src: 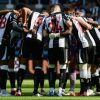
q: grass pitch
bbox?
[0,80,100,100]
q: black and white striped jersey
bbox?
[0,12,19,46]
[72,17,96,48]
[81,17,96,47]
[0,12,11,45]
[27,11,45,41]
[45,12,69,48]
[89,27,100,47]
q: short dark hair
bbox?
[86,9,92,14]
[63,4,74,11]
[15,3,26,10]
[50,4,62,13]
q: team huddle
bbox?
[0,3,100,97]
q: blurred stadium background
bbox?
[0,0,100,23]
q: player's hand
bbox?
[49,33,55,39]
[30,29,36,34]
[97,25,100,29]
[23,23,27,28]
[49,33,60,39]
[12,10,20,16]
[23,28,29,33]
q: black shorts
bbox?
[42,49,48,60]
[22,38,43,60]
[0,45,9,60]
[94,46,100,66]
[10,37,22,58]
[15,38,23,57]
[9,46,15,59]
[48,48,67,64]
[78,46,96,64]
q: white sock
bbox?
[58,87,62,93]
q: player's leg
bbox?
[78,48,88,96]
[66,55,77,96]
[0,46,11,96]
[48,48,56,96]
[91,47,100,95]
[87,46,96,96]
[62,66,69,95]
[40,48,48,95]
[8,46,17,95]
[8,58,16,95]
[58,48,68,96]
[15,38,28,96]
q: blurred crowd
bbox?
[17,0,100,24]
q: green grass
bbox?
[0,96,100,100]
[0,80,100,100]
[6,79,80,88]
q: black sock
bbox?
[84,79,88,92]
[48,68,56,88]
[90,75,96,89]
[54,72,57,89]
[59,69,66,88]
[8,71,16,89]
[80,78,87,93]
[62,73,69,89]
[0,70,8,90]
[40,71,44,90]
[17,68,26,91]
[33,70,40,94]
[96,76,100,92]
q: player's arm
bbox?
[10,14,29,33]
[97,25,100,29]
[21,7,32,26]
[0,9,11,14]
[87,18,99,27]
[61,19,72,36]
[11,21,27,32]
[21,8,28,26]
[72,16,92,30]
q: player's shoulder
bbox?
[8,12,17,22]
[10,12,17,19]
